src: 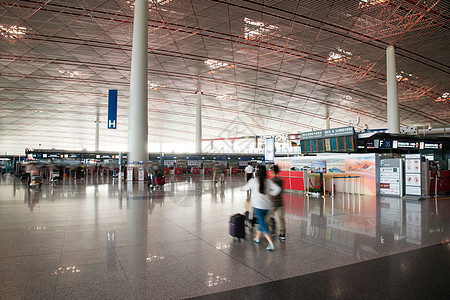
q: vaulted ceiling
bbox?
[0,0,449,154]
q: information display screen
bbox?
[300,128,355,154]
[311,140,317,152]
[345,136,354,151]
[338,137,345,151]
[305,140,311,152]
[331,138,338,151]
[317,139,324,152]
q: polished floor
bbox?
[0,174,449,299]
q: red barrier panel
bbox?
[231,167,238,175]
[164,167,170,175]
[268,170,304,191]
[204,167,211,175]
[192,167,200,175]
[430,170,450,194]
[174,167,182,175]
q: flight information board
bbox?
[300,127,356,154]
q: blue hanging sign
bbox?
[108,89,117,129]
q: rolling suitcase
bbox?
[230,213,245,239]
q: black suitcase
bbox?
[230,213,245,239]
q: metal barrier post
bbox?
[331,177,334,197]
[435,175,438,200]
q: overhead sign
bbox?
[375,140,443,150]
[301,126,354,140]
[420,142,442,150]
[108,89,117,129]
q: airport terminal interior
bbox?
[1,0,450,299]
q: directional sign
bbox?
[108,89,117,129]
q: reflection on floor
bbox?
[0,174,448,299]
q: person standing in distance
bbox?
[244,162,254,182]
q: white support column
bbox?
[195,82,202,154]
[128,0,149,167]
[386,45,400,133]
[95,108,99,151]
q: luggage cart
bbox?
[148,174,165,190]
[30,176,43,189]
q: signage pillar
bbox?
[95,108,100,151]
[386,45,400,133]
[195,82,202,154]
[127,0,149,178]
[118,152,123,180]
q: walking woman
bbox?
[241,165,281,251]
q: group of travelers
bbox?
[241,162,286,251]
[212,162,225,184]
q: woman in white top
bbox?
[241,165,281,251]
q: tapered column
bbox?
[128,0,149,165]
[386,45,400,133]
[195,83,202,154]
[325,106,330,129]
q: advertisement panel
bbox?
[265,137,274,161]
[275,153,377,195]
[379,159,403,196]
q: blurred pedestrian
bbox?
[241,165,281,251]
[266,165,286,240]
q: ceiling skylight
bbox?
[58,70,86,78]
[244,17,278,40]
[0,25,27,39]
[396,71,416,82]
[358,0,388,8]
[148,81,165,90]
[216,95,237,101]
[436,92,449,103]
[126,0,170,10]
[204,59,229,70]
[328,47,353,62]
